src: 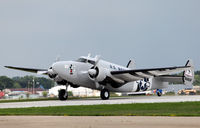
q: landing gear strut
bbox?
[100,89,110,100]
[156,89,162,97]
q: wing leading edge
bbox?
[5,66,48,74]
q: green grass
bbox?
[0,102,200,116]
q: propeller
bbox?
[88,55,101,77]
[94,55,101,68]
[38,56,61,76]
[88,55,102,89]
[55,55,61,62]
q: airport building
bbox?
[49,86,100,97]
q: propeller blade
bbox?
[87,53,91,58]
[55,55,61,62]
[37,71,48,75]
[95,81,100,89]
[94,55,101,68]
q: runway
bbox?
[1,116,200,128]
[1,95,200,109]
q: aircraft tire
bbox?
[100,89,110,100]
[157,92,162,97]
[59,89,68,101]
[156,89,162,97]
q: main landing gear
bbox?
[156,89,162,97]
[100,89,110,100]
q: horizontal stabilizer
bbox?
[126,59,135,69]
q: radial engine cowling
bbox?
[88,67,108,82]
[48,68,57,79]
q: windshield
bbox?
[77,58,87,63]
[76,57,95,65]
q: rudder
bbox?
[183,60,194,85]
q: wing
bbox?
[99,60,194,88]
[111,66,190,82]
[110,61,192,82]
[5,66,48,74]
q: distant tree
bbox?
[195,71,200,76]
[13,82,21,88]
[35,77,54,89]
[42,91,48,97]
[12,76,54,89]
[194,74,200,86]
[0,76,14,89]
[26,92,30,99]
[12,76,33,88]
[68,91,73,97]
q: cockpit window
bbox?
[77,58,87,63]
[76,57,95,65]
[88,60,95,65]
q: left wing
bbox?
[5,66,48,74]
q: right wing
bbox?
[108,60,194,88]
[111,66,190,82]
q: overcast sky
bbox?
[0,0,199,77]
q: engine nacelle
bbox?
[48,68,57,79]
[48,74,57,79]
[88,67,108,82]
[95,67,108,82]
[54,75,68,85]
[56,80,68,85]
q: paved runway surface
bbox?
[0,116,200,128]
[1,95,200,108]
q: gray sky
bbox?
[0,0,199,77]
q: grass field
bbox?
[0,102,200,116]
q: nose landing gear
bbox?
[58,89,68,101]
[58,85,69,101]
[100,89,110,100]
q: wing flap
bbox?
[156,75,183,83]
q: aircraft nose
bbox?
[52,62,61,74]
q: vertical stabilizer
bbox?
[183,60,194,85]
[126,59,135,69]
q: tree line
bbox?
[0,76,54,90]
[194,71,200,86]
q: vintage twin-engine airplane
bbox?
[5,54,194,101]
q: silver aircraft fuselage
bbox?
[52,59,140,92]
